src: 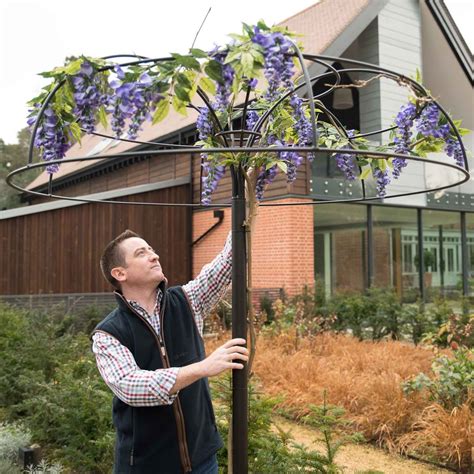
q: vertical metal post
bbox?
[417,208,425,302]
[231,165,248,474]
[438,225,444,292]
[460,212,469,298]
[367,204,374,288]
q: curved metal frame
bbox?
[8,50,470,207]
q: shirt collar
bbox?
[128,287,163,319]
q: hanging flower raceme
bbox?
[71,61,108,134]
[392,102,417,178]
[27,106,71,174]
[210,49,235,112]
[251,27,295,101]
[25,23,467,204]
[107,68,159,139]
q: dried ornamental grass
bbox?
[205,331,471,470]
[398,397,473,472]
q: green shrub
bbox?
[422,313,473,349]
[0,304,114,472]
[0,422,31,461]
[403,348,474,409]
[0,458,22,473]
[25,459,65,474]
[211,375,351,473]
[18,336,114,473]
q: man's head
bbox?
[100,230,165,290]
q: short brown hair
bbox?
[100,229,140,288]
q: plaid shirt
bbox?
[92,232,232,406]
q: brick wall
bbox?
[192,197,315,299]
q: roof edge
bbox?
[2,177,190,220]
[426,0,474,85]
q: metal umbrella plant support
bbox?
[7,37,470,473]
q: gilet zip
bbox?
[116,291,193,473]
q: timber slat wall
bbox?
[191,152,310,204]
[0,186,191,295]
[30,153,191,204]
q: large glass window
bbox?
[373,206,419,302]
[466,213,474,296]
[314,203,367,295]
[422,210,462,301]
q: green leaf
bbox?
[172,96,187,116]
[65,59,83,75]
[175,73,192,90]
[98,106,108,130]
[199,77,216,96]
[189,48,208,58]
[359,167,372,180]
[241,52,254,78]
[228,33,248,42]
[276,161,288,173]
[204,60,223,84]
[174,84,190,102]
[69,122,83,144]
[377,159,388,171]
[224,50,242,64]
[152,99,170,124]
[171,54,201,71]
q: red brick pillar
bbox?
[192,197,315,299]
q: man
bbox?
[92,229,248,473]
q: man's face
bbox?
[114,237,165,288]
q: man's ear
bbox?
[111,267,127,283]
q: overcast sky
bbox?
[0,0,472,144]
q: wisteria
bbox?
[108,69,159,139]
[246,110,259,131]
[416,103,450,139]
[201,163,225,205]
[445,137,464,167]
[197,107,212,140]
[392,102,416,178]
[211,49,235,112]
[26,22,467,204]
[197,105,225,204]
[71,61,108,134]
[255,164,278,201]
[373,166,391,197]
[29,107,71,174]
[251,28,294,101]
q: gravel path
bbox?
[272,416,452,474]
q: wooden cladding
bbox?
[29,153,191,204]
[191,152,310,204]
[0,186,191,295]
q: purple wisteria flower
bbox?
[70,61,108,134]
[30,107,71,174]
[373,166,390,197]
[246,110,259,130]
[108,68,161,139]
[255,164,278,201]
[251,28,294,101]
[445,137,464,167]
[197,107,213,140]
[415,103,450,139]
[392,102,417,178]
[210,49,235,112]
[201,163,225,205]
[333,129,356,180]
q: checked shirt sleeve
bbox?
[92,331,179,407]
[183,231,232,335]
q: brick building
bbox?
[1,0,473,306]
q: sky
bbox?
[0,0,472,145]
